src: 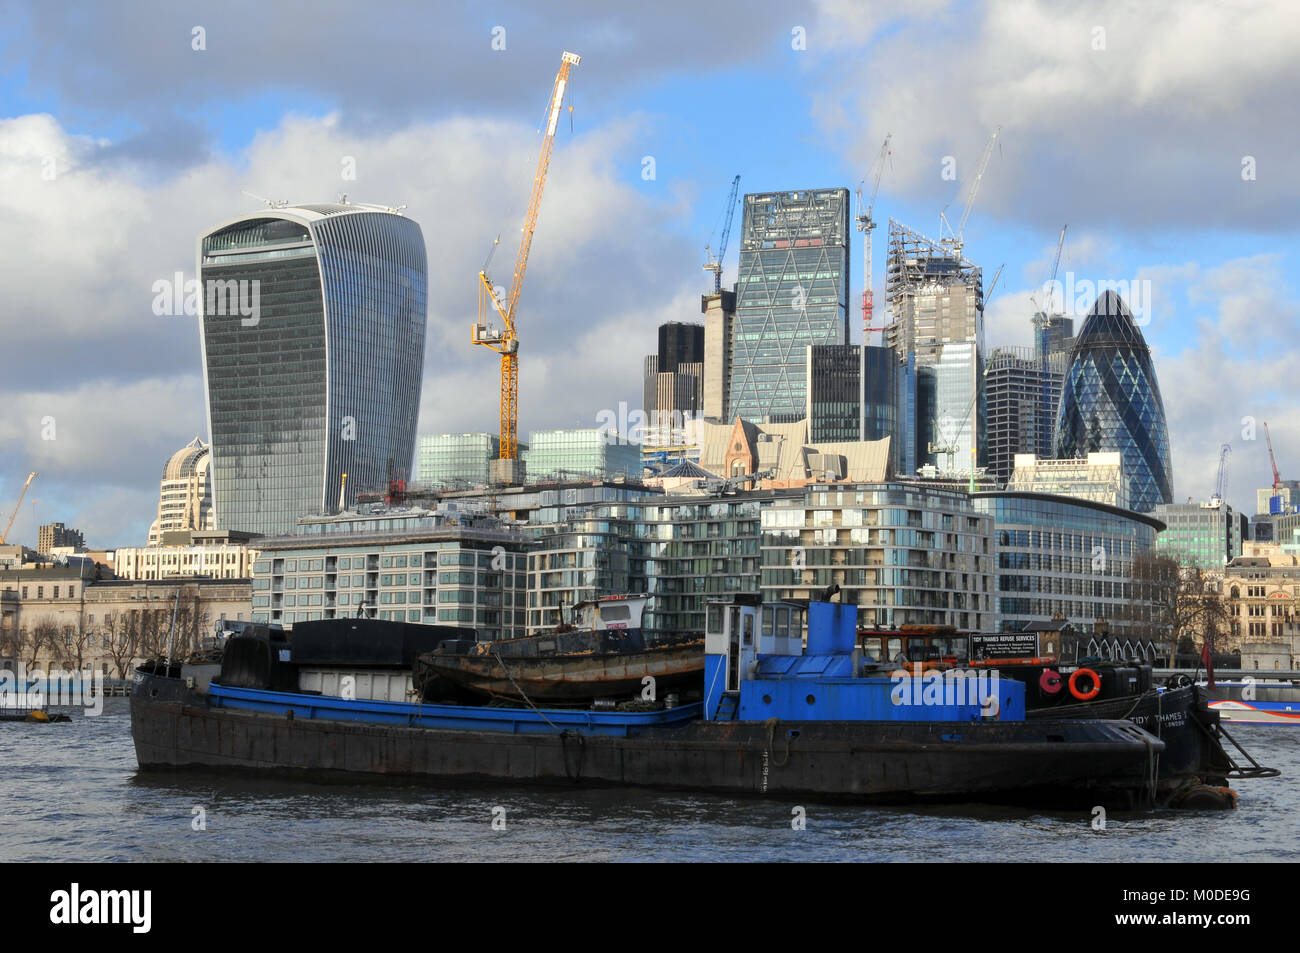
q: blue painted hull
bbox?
[206,682,703,737]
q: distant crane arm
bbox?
[1,471,36,545]
[955,125,1000,244]
[704,174,741,292]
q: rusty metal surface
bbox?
[427,641,704,703]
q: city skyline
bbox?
[1,1,1298,545]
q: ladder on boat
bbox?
[713,691,739,722]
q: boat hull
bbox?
[1027,685,1230,786]
[130,676,1166,809]
[424,642,704,704]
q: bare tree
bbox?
[0,621,21,662]
[25,617,61,670]
[53,624,92,675]
[1121,552,1227,665]
[105,612,141,680]
[136,607,168,660]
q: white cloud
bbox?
[819,0,1300,231]
[0,109,701,544]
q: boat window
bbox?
[887,637,902,661]
[761,605,774,638]
[743,611,754,646]
[707,604,722,635]
[861,637,882,660]
[599,605,631,622]
[776,606,789,637]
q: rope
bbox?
[704,660,725,718]
[765,717,793,768]
[491,648,561,731]
[490,648,588,781]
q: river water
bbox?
[3,699,1297,862]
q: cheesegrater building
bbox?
[198,202,427,537]
[1054,292,1173,514]
[728,189,850,422]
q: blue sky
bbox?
[0,0,1297,546]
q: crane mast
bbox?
[856,133,891,341]
[473,51,580,475]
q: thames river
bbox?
[3,699,1297,863]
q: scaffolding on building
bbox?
[883,218,984,356]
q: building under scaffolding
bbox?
[883,220,985,476]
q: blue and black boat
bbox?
[130,595,1197,809]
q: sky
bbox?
[0,0,1297,547]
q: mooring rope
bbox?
[491,648,562,731]
[765,717,793,768]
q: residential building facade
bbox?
[760,482,994,630]
[250,507,532,640]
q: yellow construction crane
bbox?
[1,471,37,545]
[473,50,580,483]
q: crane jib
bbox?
[547,80,567,136]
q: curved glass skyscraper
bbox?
[1054,291,1172,513]
[198,203,427,536]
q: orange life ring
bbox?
[1068,667,1101,701]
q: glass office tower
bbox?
[198,203,427,536]
[728,189,850,422]
[1054,292,1172,513]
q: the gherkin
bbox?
[1054,291,1173,513]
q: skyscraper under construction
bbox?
[883,220,984,476]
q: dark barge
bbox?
[129,600,1179,809]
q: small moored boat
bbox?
[419,595,703,705]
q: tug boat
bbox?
[853,624,1278,806]
[418,595,703,705]
[129,595,1182,809]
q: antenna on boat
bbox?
[164,588,181,673]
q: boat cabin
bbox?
[703,595,1024,723]
[565,594,649,633]
[856,627,969,669]
[704,595,807,702]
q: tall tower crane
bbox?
[1264,421,1282,490]
[702,174,741,293]
[855,133,892,342]
[1209,443,1231,505]
[1032,225,1067,455]
[1,471,37,545]
[473,51,581,483]
[940,125,1000,255]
